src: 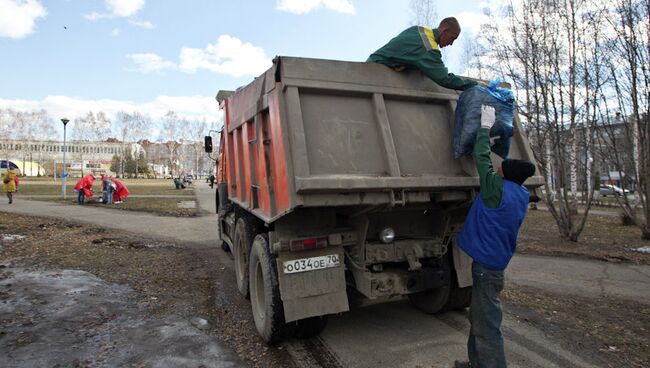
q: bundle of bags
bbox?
[453,80,515,159]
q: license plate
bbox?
[283,254,340,274]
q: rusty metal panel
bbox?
[267,87,293,218]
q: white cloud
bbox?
[129,19,155,29]
[277,0,355,15]
[0,95,223,137]
[126,53,176,73]
[0,0,47,39]
[110,28,120,37]
[83,11,109,21]
[106,0,145,17]
[83,0,146,21]
[178,35,272,77]
[456,11,490,36]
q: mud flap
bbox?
[452,243,473,288]
[276,246,349,323]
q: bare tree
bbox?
[482,0,604,241]
[187,119,207,177]
[409,0,437,28]
[73,111,111,176]
[596,0,650,238]
[160,111,182,177]
[116,111,151,178]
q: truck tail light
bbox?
[290,237,328,252]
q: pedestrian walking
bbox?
[454,106,536,368]
[2,169,19,204]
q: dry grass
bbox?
[18,178,193,196]
[504,285,650,368]
[39,197,198,217]
[519,209,650,264]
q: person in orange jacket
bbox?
[110,178,129,204]
[73,173,95,205]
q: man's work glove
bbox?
[480,105,496,129]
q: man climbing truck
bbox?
[205,56,543,344]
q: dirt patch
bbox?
[519,210,650,265]
[0,212,295,368]
[503,285,650,368]
[32,197,199,217]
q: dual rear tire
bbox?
[249,233,328,343]
[408,255,472,314]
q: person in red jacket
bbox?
[73,174,95,205]
[110,178,129,204]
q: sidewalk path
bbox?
[507,254,650,304]
[2,185,219,247]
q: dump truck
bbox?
[206,56,543,343]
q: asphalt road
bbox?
[3,185,649,368]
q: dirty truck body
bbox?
[214,56,543,342]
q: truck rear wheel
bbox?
[408,261,451,314]
[233,217,259,298]
[443,286,471,311]
[249,233,295,344]
[442,256,472,311]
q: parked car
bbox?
[599,184,630,197]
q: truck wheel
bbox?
[233,217,259,298]
[294,316,328,339]
[249,233,295,344]
[408,261,451,314]
[443,286,471,311]
[216,216,227,251]
[215,189,220,214]
[442,255,471,311]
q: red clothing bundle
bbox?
[73,175,95,198]
[110,178,129,201]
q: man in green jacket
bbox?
[368,17,477,91]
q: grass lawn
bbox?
[17,178,197,217]
[17,178,194,196]
[44,197,198,217]
[519,209,650,264]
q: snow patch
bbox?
[634,246,650,254]
[2,234,26,241]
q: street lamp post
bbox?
[61,118,69,199]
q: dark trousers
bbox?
[77,190,85,205]
[7,192,12,204]
[468,262,506,368]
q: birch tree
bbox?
[482,0,602,241]
[188,119,207,177]
[596,0,650,239]
[116,111,151,178]
[160,111,182,177]
[410,0,437,28]
[73,111,111,176]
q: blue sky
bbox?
[0,0,488,130]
